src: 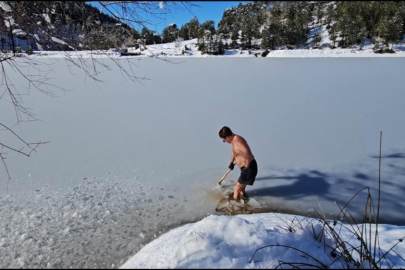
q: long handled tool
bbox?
[218,168,232,185]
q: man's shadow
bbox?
[249,170,330,200]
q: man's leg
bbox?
[240,186,246,198]
[233,182,246,201]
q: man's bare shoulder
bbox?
[234,135,247,144]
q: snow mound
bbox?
[121,215,346,269]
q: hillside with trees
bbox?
[0,1,139,52]
[170,1,405,55]
[1,1,405,54]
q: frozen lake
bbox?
[1,57,405,268]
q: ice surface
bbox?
[0,176,202,268]
[1,57,405,268]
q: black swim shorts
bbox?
[238,159,258,185]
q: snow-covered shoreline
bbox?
[120,213,405,269]
[30,48,405,58]
[25,38,405,59]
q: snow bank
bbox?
[121,214,405,269]
[23,37,405,59]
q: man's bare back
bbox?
[231,135,254,169]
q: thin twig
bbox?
[249,244,327,268]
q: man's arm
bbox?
[230,150,235,164]
[229,150,235,170]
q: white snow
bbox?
[12,29,27,36]
[50,36,67,45]
[0,1,11,12]
[4,16,15,27]
[35,42,43,51]
[20,38,405,58]
[42,13,51,24]
[138,38,405,57]
[121,214,405,268]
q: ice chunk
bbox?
[246,198,262,209]
[216,198,229,211]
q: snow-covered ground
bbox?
[140,38,405,58]
[121,214,405,269]
[1,49,405,268]
[23,37,405,59]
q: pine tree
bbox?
[261,26,269,49]
[217,36,225,55]
[376,2,404,50]
[162,24,178,43]
[282,2,310,49]
[360,2,382,39]
[141,26,154,45]
[336,2,366,48]
[329,24,338,48]
[230,23,239,48]
[179,24,190,40]
[315,1,325,24]
[312,31,322,48]
[201,20,216,35]
[400,2,405,36]
[218,10,237,41]
[241,13,256,49]
[267,3,283,49]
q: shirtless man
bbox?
[219,126,258,202]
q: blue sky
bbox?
[88,1,249,34]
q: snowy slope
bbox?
[121,214,405,269]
